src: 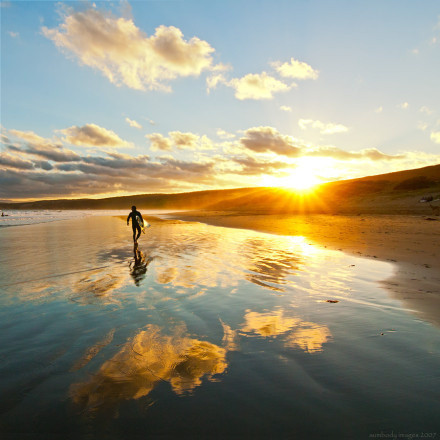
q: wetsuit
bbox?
[127,210,144,241]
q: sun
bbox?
[286,168,321,191]
[260,158,336,192]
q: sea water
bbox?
[0,215,438,439]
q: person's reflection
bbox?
[129,242,152,286]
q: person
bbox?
[127,206,144,243]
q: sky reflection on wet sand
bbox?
[0,215,439,439]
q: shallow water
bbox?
[0,216,439,439]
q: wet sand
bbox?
[170,212,440,326]
[1,214,439,439]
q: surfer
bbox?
[127,206,144,243]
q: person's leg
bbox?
[132,226,137,242]
[136,225,141,241]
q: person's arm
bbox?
[127,213,131,225]
[138,211,144,223]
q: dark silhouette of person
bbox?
[127,205,144,243]
[129,242,153,286]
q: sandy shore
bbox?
[169,211,440,326]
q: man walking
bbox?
[127,205,144,243]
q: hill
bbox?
[1,164,439,215]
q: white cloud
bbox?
[374,106,383,113]
[419,106,433,115]
[298,119,349,135]
[430,131,440,144]
[61,124,131,148]
[280,105,292,112]
[271,58,319,80]
[217,129,235,139]
[417,121,428,131]
[42,7,215,91]
[8,31,19,38]
[125,117,142,129]
[399,102,409,110]
[206,73,226,93]
[228,72,292,100]
[147,131,213,151]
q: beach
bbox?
[170,212,440,327]
[0,212,439,439]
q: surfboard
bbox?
[136,215,150,234]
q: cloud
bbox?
[419,106,433,115]
[206,73,227,93]
[239,126,301,157]
[42,7,215,91]
[238,126,404,162]
[7,129,81,162]
[431,131,440,144]
[417,122,428,131]
[0,152,35,170]
[228,72,292,100]
[146,133,172,151]
[216,129,235,140]
[280,105,292,112]
[147,131,213,151]
[169,131,200,149]
[61,124,131,148]
[8,129,57,146]
[399,102,409,110]
[304,146,405,161]
[125,117,142,129]
[8,31,19,38]
[374,106,383,113]
[230,155,289,175]
[271,58,319,80]
[298,119,349,135]
[3,124,439,201]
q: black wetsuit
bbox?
[127,210,144,241]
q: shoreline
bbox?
[168,211,440,327]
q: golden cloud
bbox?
[146,133,173,151]
[42,8,215,91]
[61,124,131,148]
[170,131,200,149]
[239,126,301,156]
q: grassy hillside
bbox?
[1,164,439,215]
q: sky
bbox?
[1,0,440,201]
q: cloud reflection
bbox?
[71,324,228,411]
[240,308,332,353]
